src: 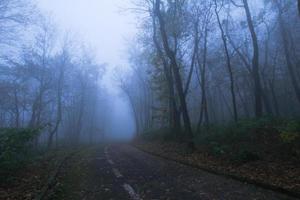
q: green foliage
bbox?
[277,120,300,157]
[0,128,40,171]
[279,120,300,143]
[195,117,282,145]
[280,131,299,143]
[142,117,300,162]
[209,142,227,156]
[142,117,284,145]
[205,141,261,163]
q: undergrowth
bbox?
[140,117,300,163]
[0,128,41,182]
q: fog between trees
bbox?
[0,0,113,147]
[0,0,300,148]
[120,0,300,146]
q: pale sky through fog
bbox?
[36,0,137,139]
[37,0,137,91]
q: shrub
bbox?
[279,120,300,143]
[278,120,300,158]
[280,131,299,143]
[209,142,228,156]
[194,117,284,145]
[0,128,40,171]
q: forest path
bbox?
[50,144,296,200]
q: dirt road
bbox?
[50,144,296,200]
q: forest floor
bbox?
[0,147,76,200]
[134,140,300,199]
[1,144,298,200]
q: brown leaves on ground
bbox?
[0,150,73,200]
[134,141,300,196]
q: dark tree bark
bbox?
[269,80,280,116]
[74,75,87,145]
[151,12,181,134]
[29,88,45,128]
[13,86,20,128]
[242,0,263,118]
[261,25,274,116]
[155,0,194,148]
[236,83,250,117]
[184,18,199,97]
[214,1,238,122]
[197,25,209,128]
[48,59,65,149]
[261,85,273,115]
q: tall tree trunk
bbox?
[243,0,263,118]
[261,30,273,116]
[13,87,20,128]
[74,77,87,145]
[269,80,280,116]
[184,18,199,97]
[122,85,140,136]
[48,63,64,149]
[169,67,182,135]
[262,86,273,115]
[76,93,85,144]
[214,2,238,122]
[152,13,181,134]
[236,82,250,117]
[29,97,38,128]
[197,25,209,129]
[155,0,194,148]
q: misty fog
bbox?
[1,0,300,199]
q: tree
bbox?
[151,2,181,134]
[154,0,194,147]
[47,43,69,148]
[129,0,300,141]
[0,0,34,46]
[242,0,263,118]
[214,0,238,122]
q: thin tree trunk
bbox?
[262,85,273,115]
[184,18,199,97]
[261,30,274,116]
[214,2,238,122]
[197,25,209,129]
[269,80,280,116]
[243,0,263,118]
[236,82,250,118]
[13,87,20,128]
[48,62,64,149]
